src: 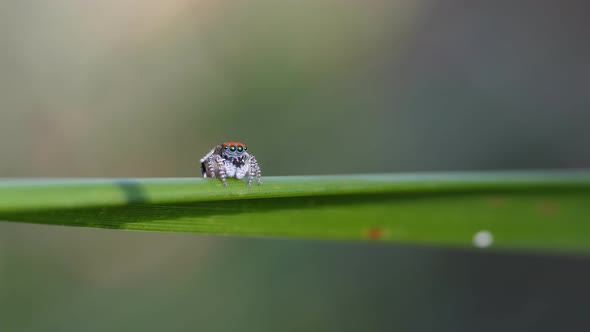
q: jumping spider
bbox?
[199,141,262,187]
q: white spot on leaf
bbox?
[473,230,493,248]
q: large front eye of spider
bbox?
[230,146,236,152]
[237,146,243,152]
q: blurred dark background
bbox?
[1,0,589,330]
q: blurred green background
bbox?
[1,0,590,330]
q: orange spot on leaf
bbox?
[537,200,559,217]
[488,196,508,207]
[367,227,383,240]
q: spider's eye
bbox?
[230,146,236,151]
[244,146,247,150]
[237,146,243,152]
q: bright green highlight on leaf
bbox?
[0,171,589,253]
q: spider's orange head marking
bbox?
[222,141,247,151]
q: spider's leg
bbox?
[215,155,227,187]
[247,163,253,187]
[200,148,217,178]
[204,157,216,178]
[201,162,207,177]
[246,155,254,187]
[201,157,214,178]
[249,155,262,186]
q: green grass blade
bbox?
[1,171,589,253]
